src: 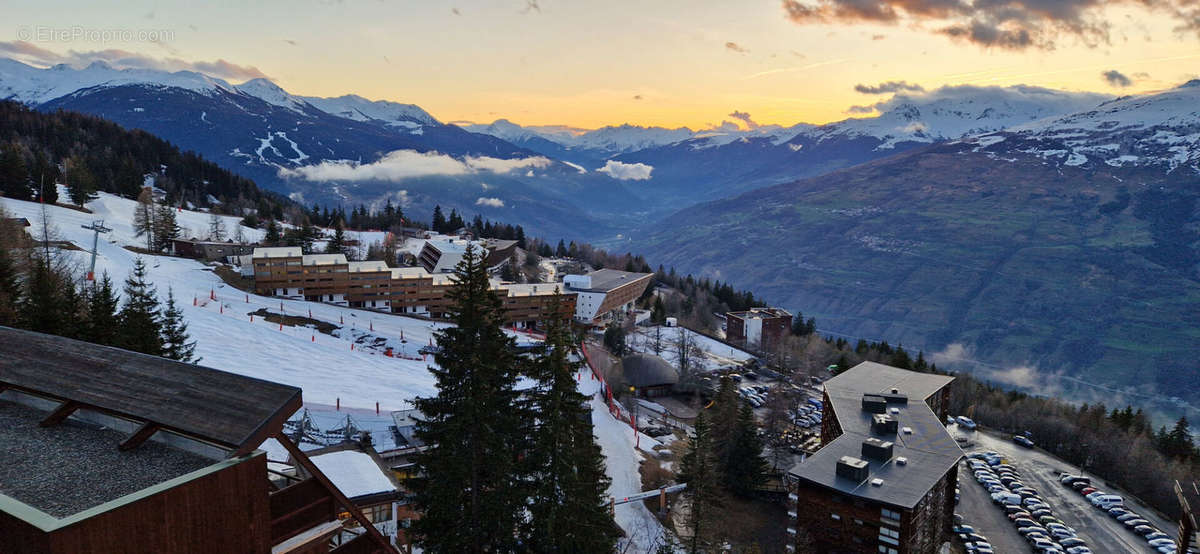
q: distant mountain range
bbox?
[4,57,1197,412]
[630,79,1200,411]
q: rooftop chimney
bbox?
[836,456,870,482]
[872,414,898,434]
[861,394,887,414]
[861,437,894,461]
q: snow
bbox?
[235,78,311,113]
[303,94,438,127]
[2,190,674,550]
[0,58,238,105]
[626,325,755,372]
[308,450,396,498]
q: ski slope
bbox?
[627,325,755,371]
[1,190,671,550]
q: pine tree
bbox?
[431,205,446,233]
[410,244,526,553]
[153,204,179,252]
[32,151,59,204]
[117,258,163,356]
[17,256,67,334]
[84,273,121,346]
[160,288,196,362]
[0,220,21,326]
[326,219,346,254]
[725,403,769,497]
[523,311,616,552]
[265,219,282,244]
[133,188,156,250]
[0,144,32,200]
[678,412,722,554]
[64,155,96,207]
[556,239,567,258]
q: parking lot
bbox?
[951,424,1173,553]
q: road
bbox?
[954,424,1168,554]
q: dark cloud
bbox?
[1102,69,1133,87]
[780,0,1200,51]
[632,94,643,100]
[1133,71,1151,79]
[727,110,760,129]
[725,41,749,53]
[846,104,878,114]
[0,41,269,81]
[854,80,925,94]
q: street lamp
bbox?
[630,385,640,449]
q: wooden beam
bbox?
[118,422,160,451]
[274,433,400,554]
[39,400,79,427]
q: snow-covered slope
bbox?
[0,58,236,105]
[807,85,1112,150]
[977,80,1200,171]
[302,94,438,127]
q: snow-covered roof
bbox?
[308,450,396,499]
[348,260,389,273]
[253,246,302,258]
[304,253,348,265]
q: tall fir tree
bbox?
[523,310,616,552]
[0,143,31,200]
[153,204,180,252]
[84,273,121,346]
[17,254,68,335]
[32,151,59,204]
[678,411,722,554]
[64,155,96,207]
[160,287,196,362]
[326,219,346,254]
[133,188,156,250]
[265,219,282,244]
[409,245,527,553]
[724,402,769,497]
[0,219,21,326]
[431,205,446,234]
[117,258,164,356]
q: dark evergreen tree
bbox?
[326,219,346,254]
[555,239,567,258]
[409,245,526,553]
[265,219,282,244]
[678,411,722,554]
[17,256,67,334]
[0,144,31,200]
[431,205,447,233]
[0,229,20,326]
[64,155,96,207]
[84,273,121,347]
[152,204,180,251]
[602,325,627,356]
[523,311,616,552]
[32,151,58,204]
[447,208,464,232]
[725,403,769,497]
[117,258,163,356]
[161,288,196,362]
[514,225,526,249]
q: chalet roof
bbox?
[569,269,653,293]
[0,326,302,453]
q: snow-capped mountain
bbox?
[302,94,438,128]
[970,80,1200,172]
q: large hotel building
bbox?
[250,244,652,328]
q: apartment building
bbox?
[251,247,573,327]
[788,362,961,554]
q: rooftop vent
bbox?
[891,388,899,394]
[902,426,913,434]
[882,392,909,404]
[896,456,908,466]
[861,394,887,414]
[872,414,898,435]
[889,407,900,414]
[836,456,870,482]
[861,437,894,461]
[871,478,884,487]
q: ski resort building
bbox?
[726,307,792,352]
[251,247,574,327]
[170,238,257,262]
[415,238,515,274]
[562,269,654,326]
[787,362,960,554]
[0,326,400,554]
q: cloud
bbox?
[872,34,887,40]
[780,0,1200,51]
[279,150,549,182]
[451,7,461,15]
[727,110,760,130]
[475,197,505,208]
[854,80,925,94]
[464,155,550,173]
[632,94,643,100]
[846,104,878,114]
[1101,69,1133,87]
[596,160,654,181]
[0,40,268,81]
[725,41,749,53]
[561,160,588,174]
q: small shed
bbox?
[621,353,679,398]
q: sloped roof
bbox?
[0,326,302,453]
[622,353,679,388]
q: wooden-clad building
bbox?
[251,247,574,327]
[0,326,400,554]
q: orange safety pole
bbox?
[311,335,315,342]
[193,296,197,306]
[210,289,215,300]
[250,315,254,323]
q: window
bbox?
[879,527,900,539]
[877,547,898,554]
[830,513,841,521]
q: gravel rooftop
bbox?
[0,399,215,518]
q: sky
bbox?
[2,0,1199,129]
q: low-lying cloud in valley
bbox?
[475,197,505,208]
[278,150,550,182]
[596,160,654,180]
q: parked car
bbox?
[957,416,978,429]
[1013,435,1035,448]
